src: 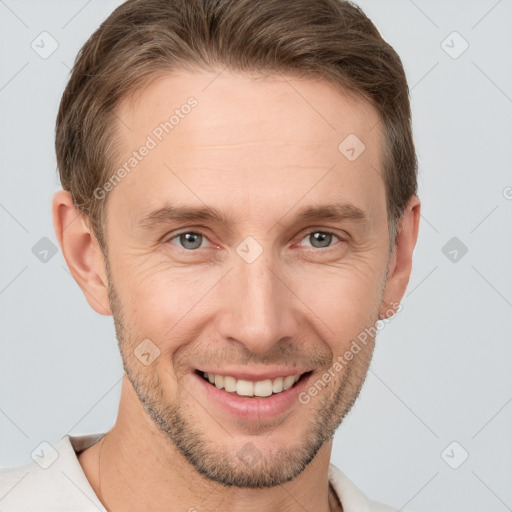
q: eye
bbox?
[166,229,343,252]
[168,231,210,251]
[299,230,341,250]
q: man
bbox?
[1,0,420,510]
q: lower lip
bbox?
[191,371,313,422]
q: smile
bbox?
[192,368,314,420]
[200,371,307,397]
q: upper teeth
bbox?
[204,372,300,397]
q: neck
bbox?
[78,375,341,512]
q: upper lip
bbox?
[194,368,312,381]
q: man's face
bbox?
[103,70,391,487]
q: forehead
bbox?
[109,69,386,230]
[117,69,382,152]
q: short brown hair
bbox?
[55,0,417,250]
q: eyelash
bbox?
[166,229,344,252]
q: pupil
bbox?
[311,232,331,248]
[181,233,202,250]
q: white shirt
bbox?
[0,433,402,511]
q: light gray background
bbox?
[1,1,511,511]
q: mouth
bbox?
[194,369,313,398]
[191,368,315,421]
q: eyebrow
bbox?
[137,202,369,230]
[137,204,231,229]
[294,203,368,223]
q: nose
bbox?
[215,247,299,356]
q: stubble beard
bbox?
[104,257,380,489]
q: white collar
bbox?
[0,433,396,511]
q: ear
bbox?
[52,190,112,316]
[379,195,421,319]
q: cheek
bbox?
[113,257,220,343]
[112,240,386,353]
[290,255,384,344]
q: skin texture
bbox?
[53,69,420,512]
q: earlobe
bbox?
[52,190,112,316]
[379,195,421,319]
